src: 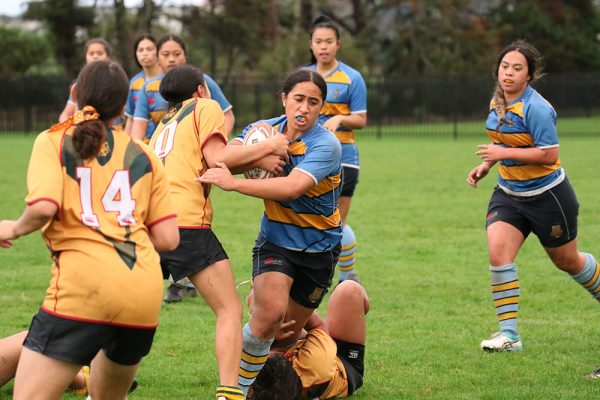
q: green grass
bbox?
[1,134,600,399]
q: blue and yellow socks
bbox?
[216,385,244,400]
[238,323,273,398]
[490,263,520,339]
[338,224,357,281]
[571,252,600,301]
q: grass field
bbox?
[1,134,600,399]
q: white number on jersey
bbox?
[77,167,136,227]
[152,120,178,159]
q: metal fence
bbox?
[1,74,598,138]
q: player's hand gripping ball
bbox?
[242,123,279,179]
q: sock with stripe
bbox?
[216,385,244,400]
[490,263,520,340]
[571,252,600,301]
[238,323,273,398]
[338,224,357,281]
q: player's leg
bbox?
[88,351,139,400]
[0,331,27,387]
[481,220,525,351]
[536,179,600,301]
[338,165,359,282]
[239,270,291,397]
[189,259,244,399]
[13,347,81,400]
[326,280,370,345]
[327,280,369,397]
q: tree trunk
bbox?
[114,0,131,75]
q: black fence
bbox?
[1,74,598,138]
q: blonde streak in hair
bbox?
[493,84,506,125]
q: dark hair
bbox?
[282,69,327,102]
[492,39,544,123]
[156,34,186,55]
[308,15,340,65]
[84,38,112,58]
[160,64,205,104]
[248,354,302,400]
[73,60,128,159]
[132,33,157,69]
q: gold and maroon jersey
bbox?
[285,328,348,399]
[149,97,226,228]
[26,123,176,328]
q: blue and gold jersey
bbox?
[236,116,342,252]
[125,71,147,118]
[486,85,563,196]
[134,72,232,140]
[133,73,167,139]
[307,61,367,168]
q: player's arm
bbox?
[124,117,134,135]
[199,163,314,201]
[202,133,288,174]
[223,109,235,138]
[131,119,149,140]
[0,201,58,247]
[58,102,76,122]
[323,112,367,133]
[304,311,328,333]
[148,217,179,252]
[475,144,558,165]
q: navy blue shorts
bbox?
[160,228,228,282]
[252,235,340,309]
[23,308,155,366]
[486,177,579,248]
[340,166,359,197]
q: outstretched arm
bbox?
[0,201,58,248]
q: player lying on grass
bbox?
[247,272,369,399]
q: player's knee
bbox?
[335,280,366,305]
[251,304,286,338]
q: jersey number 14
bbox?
[77,167,136,227]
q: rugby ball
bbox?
[242,123,278,179]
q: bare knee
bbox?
[333,281,369,314]
[250,301,287,339]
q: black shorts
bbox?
[340,166,359,197]
[252,235,340,309]
[486,177,579,248]
[335,338,365,396]
[23,308,156,366]
[160,228,228,282]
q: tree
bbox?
[491,0,600,72]
[24,0,95,77]
[0,26,52,76]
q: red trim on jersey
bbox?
[178,225,211,229]
[146,213,177,228]
[200,131,227,152]
[41,306,158,329]
[53,253,62,313]
[192,98,200,138]
[26,197,61,212]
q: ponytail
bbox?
[493,84,506,125]
[73,120,107,160]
